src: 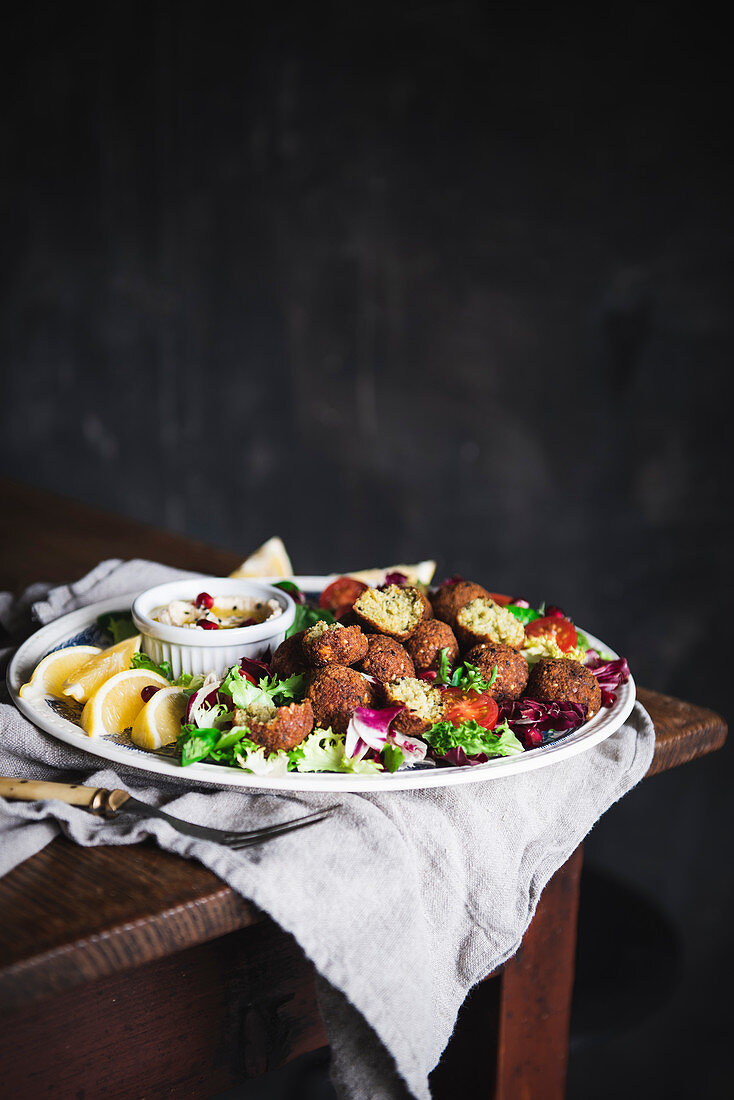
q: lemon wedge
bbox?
[229,536,293,578]
[80,668,170,737]
[346,560,437,587]
[130,687,188,750]
[19,646,103,700]
[62,635,141,703]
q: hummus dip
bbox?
[154,594,282,630]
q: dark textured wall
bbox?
[2,3,732,1096]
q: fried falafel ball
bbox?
[404,620,459,674]
[526,658,602,720]
[463,642,529,701]
[306,664,377,735]
[430,580,491,628]
[239,701,315,753]
[357,635,415,684]
[302,620,369,668]
[270,630,309,679]
[352,584,433,641]
[382,676,446,734]
[455,597,526,651]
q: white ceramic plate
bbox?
[7,580,636,792]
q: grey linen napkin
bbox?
[0,560,655,1100]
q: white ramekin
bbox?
[131,577,296,679]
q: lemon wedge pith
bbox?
[80,668,169,737]
[62,635,141,703]
[19,646,103,700]
[131,687,188,750]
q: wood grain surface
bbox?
[0,919,327,1100]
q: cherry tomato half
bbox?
[525,616,578,652]
[441,687,499,730]
[319,576,369,618]
[488,592,513,605]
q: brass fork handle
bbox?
[0,777,130,816]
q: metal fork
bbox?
[0,776,338,850]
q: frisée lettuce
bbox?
[177,721,381,775]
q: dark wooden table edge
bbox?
[638,687,728,776]
[0,863,263,1015]
[0,688,726,1016]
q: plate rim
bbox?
[7,582,637,793]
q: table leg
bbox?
[495,845,584,1100]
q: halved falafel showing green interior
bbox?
[383,675,445,733]
[352,584,432,641]
[430,580,491,628]
[455,597,526,651]
[244,701,315,753]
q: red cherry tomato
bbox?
[488,592,513,605]
[525,616,578,652]
[319,576,369,618]
[441,687,499,730]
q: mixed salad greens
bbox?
[98,578,630,777]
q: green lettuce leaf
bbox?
[435,649,496,692]
[97,611,137,645]
[296,728,382,774]
[423,717,523,758]
[286,605,335,638]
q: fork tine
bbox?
[227,806,337,849]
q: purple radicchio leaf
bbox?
[497,698,587,749]
[345,705,405,759]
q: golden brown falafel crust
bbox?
[388,708,431,735]
[430,581,491,628]
[382,679,445,735]
[464,643,529,701]
[352,585,433,641]
[270,630,309,679]
[526,658,602,719]
[303,624,369,668]
[247,701,315,753]
[306,665,376,735]
[357,635,415,683]
[404,620,459,673]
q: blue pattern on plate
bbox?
[48,620,125,653]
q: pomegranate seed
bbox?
[524,728,543,748]
[141,685,161,702]
[438,574,464,588]
[195,592,214,609]
[197,619,219,630]
[545,605,565,618]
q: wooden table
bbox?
[0,479,727,1100]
